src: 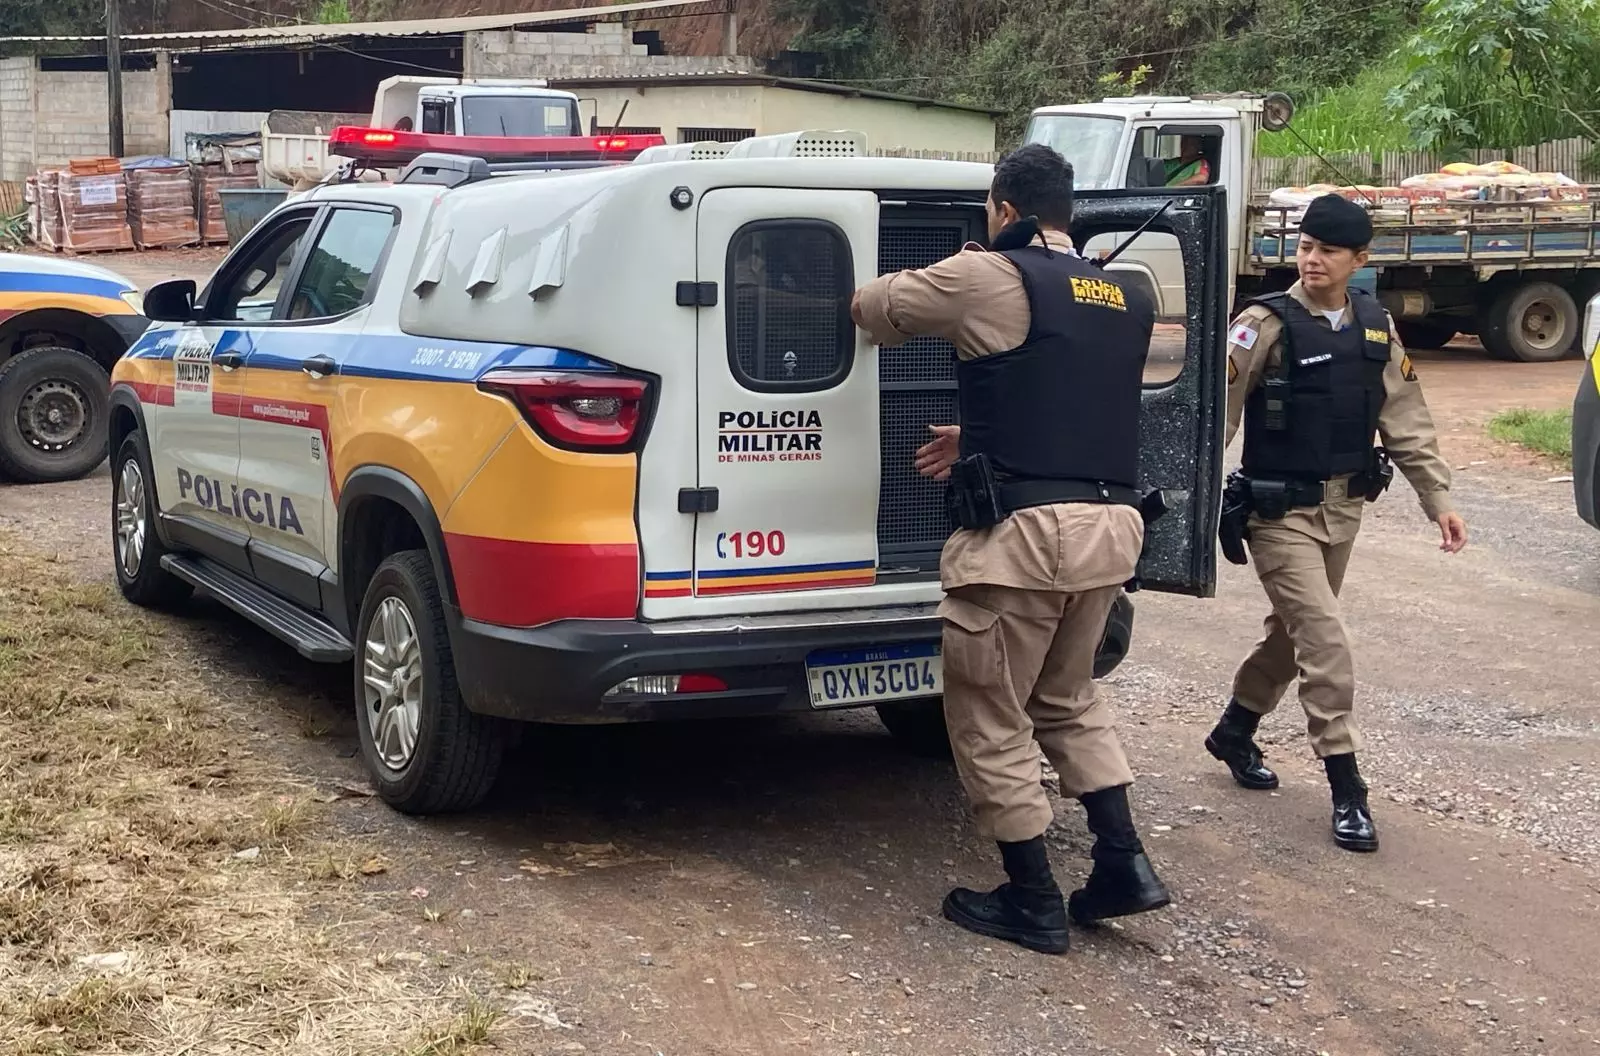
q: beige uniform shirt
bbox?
[1226,281,1454,544]
[854,231,1145,593]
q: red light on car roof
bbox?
[595,137,630,151]
[363,131,398,145]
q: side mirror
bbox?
[144,279,198,323]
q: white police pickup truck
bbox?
[109,132,1227,813]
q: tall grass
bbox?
[1255,59,1415,158]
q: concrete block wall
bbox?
[33,69,168,169]
[0,57,36,182]
[467,25,754,80]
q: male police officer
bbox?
[1208,193,1468,852]
[851,144,1170,955]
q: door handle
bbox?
[301,354,337,379]
[213,350,244,371]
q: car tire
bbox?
[878,592,1135,756]
[111,431,192,609]
[875,699,953,757]
[1481,281,1579,362]
[1394,319,1457,351]
[0,346,111,483]
[354,549,505,814]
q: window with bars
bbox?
[725,221,854,393]
[681,126,758,144]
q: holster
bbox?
[1365,447,1395,502]
[1247,478,1292,521]
[944,453,1006,531]
[1219,470,1253,566]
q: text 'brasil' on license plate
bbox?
[805,643,942,709]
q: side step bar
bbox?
[161,554,354,662]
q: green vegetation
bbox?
[1488,408,1574,463]
[1254,60,1417,158]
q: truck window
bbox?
[287,208,398,321]
[419,99,453,135]
[460,96,579,137]
[1023,115,1125,190]
[727,221,854,392]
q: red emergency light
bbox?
[327,125,666,166]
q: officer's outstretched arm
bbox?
[852,254,972,348]
[1376,321,1455,522]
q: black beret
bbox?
[1299,193,1373,249]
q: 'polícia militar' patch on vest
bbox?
[1067,275,1128,312]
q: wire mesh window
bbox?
[682,126,757,144]
[726,221,854,392]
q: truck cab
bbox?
[1023,94,1271,324]
[372,76,583,138]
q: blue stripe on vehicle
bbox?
[696,560,877,581]
[0,272,131,299]
[118,328,613,378]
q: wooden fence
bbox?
[1253,137,1600,188]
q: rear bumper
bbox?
[451,604,943,723]
[1575,364,1600,528]
[450,592,1136,724]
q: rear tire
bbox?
[111,432,192,609]
[876,699,952,757]
[354,549,505,814]
[878,592,1135,755]
[0,346,111,483]
[1481,281,1579,362]
[1394,320,1456,351]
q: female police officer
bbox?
[1206,193,1468,852]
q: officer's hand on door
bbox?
[914,425,961,481]
[1437,512,1468,554]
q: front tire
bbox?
[111,432,192,609]
[0,346,111,483]
[354,550,504,814]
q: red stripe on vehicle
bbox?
[117,380,174,406]
[444,534,640,627]
[212,392,340,501]
[696,573,878,597]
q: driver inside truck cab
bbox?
[1166,136,1213,187]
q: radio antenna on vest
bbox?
[1097,199,1175,268]
[1280,123,1377,207]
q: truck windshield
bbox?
[460,96,579,137]
[1022,114,1125,190]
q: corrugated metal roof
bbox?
[549,72,1006,117]
[0,0,721,46]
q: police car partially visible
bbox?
[108,133,1229,815]
[1,253,149,482]
[1575,290,1600,529]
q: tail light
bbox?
[478,370,649,451]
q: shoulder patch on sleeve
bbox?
[1229,322,1259,350]
[1401,352,1417,382]
[1227,354,1239,385]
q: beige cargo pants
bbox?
[940,583,1136,843]
[1231,518,1362,757]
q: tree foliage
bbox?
[1388,0,1600,150]
[774,0,1423,143]
[0,0,104,39]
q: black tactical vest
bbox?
[1241,289,1391,481]
[956,244,1154,491]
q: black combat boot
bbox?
[942,836,1070,955]
[1204,699,1280,790]
[1324,752,1379,852]
[1066,785,1172,926]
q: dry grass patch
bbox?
[0,536,505,1055]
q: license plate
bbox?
[805,643,942,709]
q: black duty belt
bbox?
[999,479,1142,514]
[1259,474,1370,508]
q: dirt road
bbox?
[2,282,1598,1053]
